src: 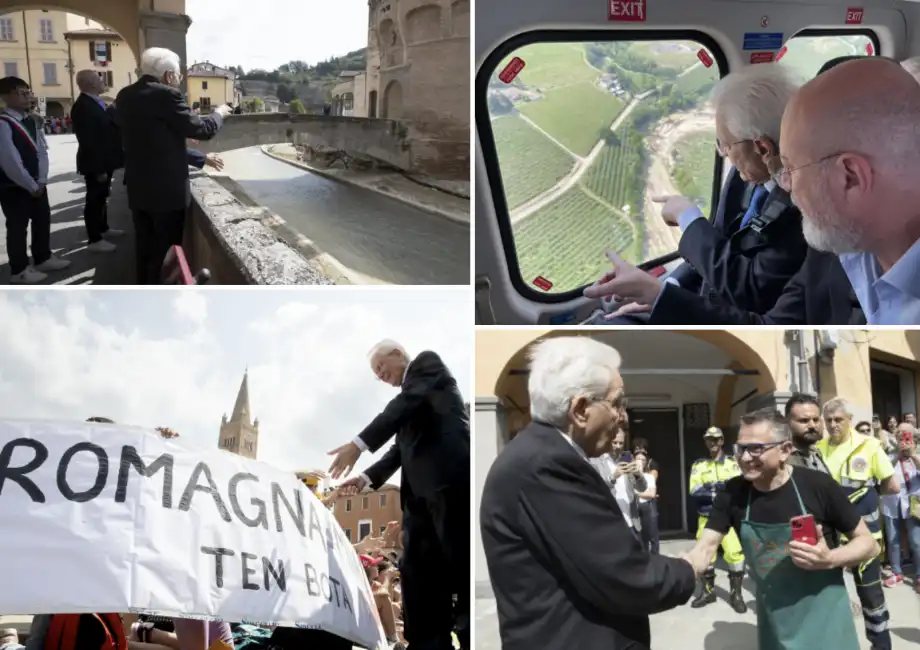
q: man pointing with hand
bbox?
[328,339,470,650]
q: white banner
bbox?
[0,419,386,650]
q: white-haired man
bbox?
[329,340,469,650]
[687,408,878,650]
[71,69,124,254]
[114,47,232,284]
[480,336,698,650]
[815,397,899,650]
[777,57,920,324]
[587,64,806,323]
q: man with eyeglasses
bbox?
[815,397,899,650]
[584,64,807,324]
[583,57,874,327]
[686,426,746,613]
[0,76,72,283]
[778,57,920,325]
[685,408,879,650]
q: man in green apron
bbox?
[684,408,880,650]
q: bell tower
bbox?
[218,368,259,459]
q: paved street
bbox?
[476,541,920,650]
[0,135,135,284]
[217,147,470,285]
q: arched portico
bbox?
[0,0,191,78]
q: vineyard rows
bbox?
[583,136,644,211]
[492,116,577,209]
[514,186,638,293]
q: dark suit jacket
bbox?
[114,75,223,212]
[481,422,696,650]
[669,169,808,313]
[650,248,865,325]
[71,93,122,176]
[186,148,206,170]
[356,350,469,503]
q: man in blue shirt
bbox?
[778,57,920,324]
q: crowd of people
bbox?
[584,54,920,326]
[481,336,918,650]
[0,46,229,285]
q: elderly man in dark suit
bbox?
[481,336,699,650]
[114,47,231,284]
[71,70,125,254]
[330,340,470,650]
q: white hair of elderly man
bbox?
[527,336,622,429]
[710,63,801,145]
[368,338,409,361]
[139,47,182,83]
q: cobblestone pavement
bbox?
[217,147,469,285]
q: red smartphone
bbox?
[790,514,818,545]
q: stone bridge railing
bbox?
[194,113,468,181]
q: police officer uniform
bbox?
[688,426,747,613]
[817,428,895,650]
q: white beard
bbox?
[802,215,862,254]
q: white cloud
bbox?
[173,291,208,325]
[0,289,472,487]
[185,0,369,70]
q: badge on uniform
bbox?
[851,457,868,472]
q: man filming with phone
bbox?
[685,409,879,650]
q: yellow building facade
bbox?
[474,328,920,592]
[0,10,140,116]
[187,61,240,110]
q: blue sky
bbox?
[186,0,370,70]
[0,288,471,485]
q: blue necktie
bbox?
[740,185,769,228]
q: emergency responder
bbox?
[688,426,747,613]
[296,469,335,506]
[817,397,900,650]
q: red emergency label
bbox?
[609,0,646,22]
[750,51,776,64]
[499,57,526,84]
[697,49,713,68]
[775,46,788,62]
[532,276,553,291]
[647,266,667,278]
[866,42,874,55]
[846,7,864,24]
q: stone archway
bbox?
[382,79,402,119]
[45,100,65,117]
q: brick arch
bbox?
[382,79,403,119]
[404,3,441,44]
[491,330,777,417]
[450,0,469,37]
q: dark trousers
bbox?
[638,501,660,554]
[132,208,185,284]
[0,187,51,275]
[854,555,891,649]
[401,480,470,650]
[83,172,112,243]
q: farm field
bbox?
[491,115,577,209]
[671,129,717,215]
[583,135,645,213]
[514,186,639,293]
[500,42,596,90]
[518,82,625,156]
[675,62,719,94]
[627,41,700,69]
